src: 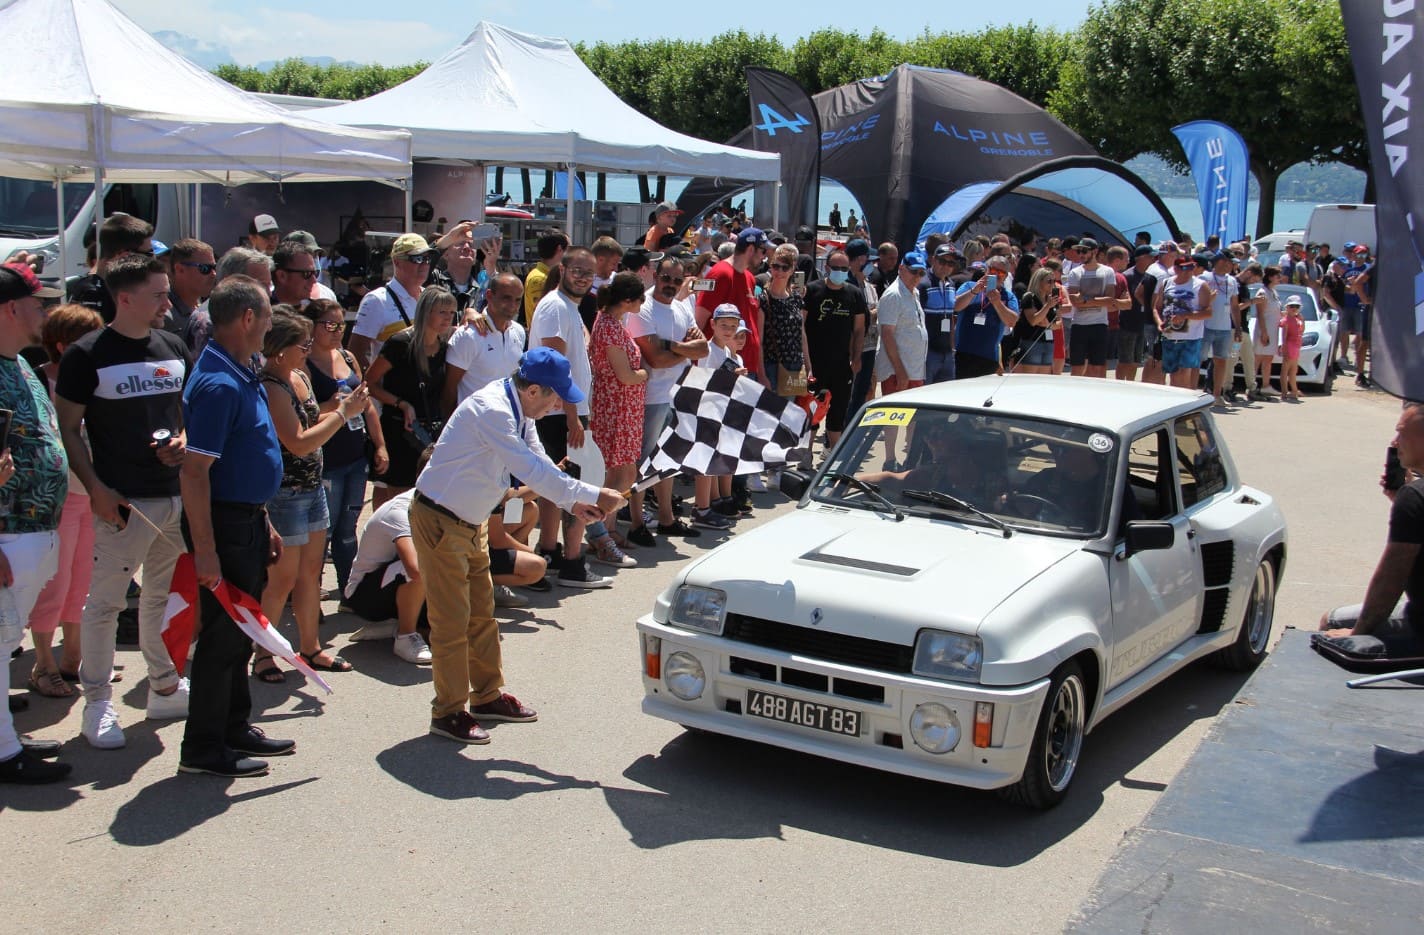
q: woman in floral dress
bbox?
[589,272,649,499]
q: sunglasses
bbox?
[289,340,313,353]
[656,273,682,283]
[279,267,318,280]
[179,261,218,275]
[769,262,793,271]
[398,254,433,265]
[318,320,344,332]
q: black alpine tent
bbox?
[679,64,1176,249]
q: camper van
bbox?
[1305,204,1376,256]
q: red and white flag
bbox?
[163,553,333,694]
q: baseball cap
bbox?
[518,347,584,404]
[151,239,169,257]
[251,213,279,235]
[1342,241,1357,252]
[1333,256,1348,266]
[390,233,434,260]
[620,246,662,271]
[1077,237,1100,252]
[1350,243,1370,254]
[934,243,960,259]
[1133,245,1160,259]
[654,200,681,216]
[795,225,816,242]
[1284,294,1303,307]
[901,251,928,271]
[283,230,324,254]
[844,239,872,260]
[1191,252,1214,268]
[1286,239,1303,248]
[712,303,742,320]
[1213,249,1235,263]
[735,320,750,335]
[1157,240,1180,253]
[736,227,769,247]
[0,262,63,301]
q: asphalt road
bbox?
[0,379,1405,935]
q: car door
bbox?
[1107,426,1204,688]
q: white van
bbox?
[1306,204,1376,256]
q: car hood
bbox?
[684,506,1082,644]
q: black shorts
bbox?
[347,560,407,622]
[534,413,588,465]
[1069,323,1110,366]
[489,547,515,576]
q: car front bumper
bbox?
[637,617,1051,790]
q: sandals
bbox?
[299,650,353,673]
[252,656,286,684]
[28,668,75,698]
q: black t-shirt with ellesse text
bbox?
[55,327,190,497]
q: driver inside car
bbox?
[1014,441,1110,530]
[857,421,1008,508]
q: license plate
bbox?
[745,689,861,736]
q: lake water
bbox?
[502,170,1330,243]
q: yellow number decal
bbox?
[858,407,915,427]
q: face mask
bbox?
[828,270,850,286]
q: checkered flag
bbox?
[636,365,809,488]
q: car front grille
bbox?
[722,613,915,674]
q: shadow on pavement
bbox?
[603,661,1251,865]
[1301,744,1424,844]
[109,774,320,846]
[376,737,600,800]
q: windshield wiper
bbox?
[823,471,904,521]
[902,488,1012,538]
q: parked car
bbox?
[1250,229,1306,269]
[1202,283,1337,392]
[636,377,1287,809]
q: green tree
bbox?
[1049,0,1362,235]
[213,60,427,100]
[903,25,1073,108]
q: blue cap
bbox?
[151,239,169,257]
[518,347,584,404]
[736,227,769,247]
[1342,241,1357,252]
[844,238,872,260]
[901,250,928,271]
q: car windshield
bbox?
[810,405,1117,537]
[0,178,95,237]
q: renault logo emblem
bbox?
[810,608,823,626]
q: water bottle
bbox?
[0,587,21,646]
[336,387,365,433]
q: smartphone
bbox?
[1384,445,1406,492]
[792,271,806,290]
[985,274,999,291]
[691,278,717,293]
[469,222,500,241]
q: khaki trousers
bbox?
[410,500,502,718]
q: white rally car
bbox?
[636,376,1287,808]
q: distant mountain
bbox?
[1126,153,1367,203]
[254,56,363,72]
[152,30,235,70]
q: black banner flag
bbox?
[1341,1,1424,400]
[746,68,821,234]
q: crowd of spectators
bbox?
[0,201,1381,781]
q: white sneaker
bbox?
[146,677,190,720]
[82,700,126,749]
[745,473,769,492]
[393,632,432,665]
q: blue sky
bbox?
[111,0,1098,67]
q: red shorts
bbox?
[879,375,924,395]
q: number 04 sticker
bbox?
[858,407,915,427]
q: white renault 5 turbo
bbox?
[636,376,1287,808]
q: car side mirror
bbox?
[1122,521,1174,558]
[779,469,810,500]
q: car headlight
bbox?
[909,703,960,754]
[668,586,727,635]
[1300,332,1319,347]
[912,629,983,682]
[664,651,706,700]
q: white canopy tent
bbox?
[316,21,781,231]
[0,0,412,272]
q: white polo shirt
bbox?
[446,314,527,403]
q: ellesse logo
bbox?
[94,360,186,400]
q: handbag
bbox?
[777,364,809,397]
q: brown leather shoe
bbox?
[470,692,538,723]
[429,711,490,744]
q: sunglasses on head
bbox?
[179,261,217,275]
[279,267,318,280]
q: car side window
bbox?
[1175,414,1227,508]
[1125,428,1176,523]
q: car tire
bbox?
[1212,558,1276,671]
[998,660,1086,810]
